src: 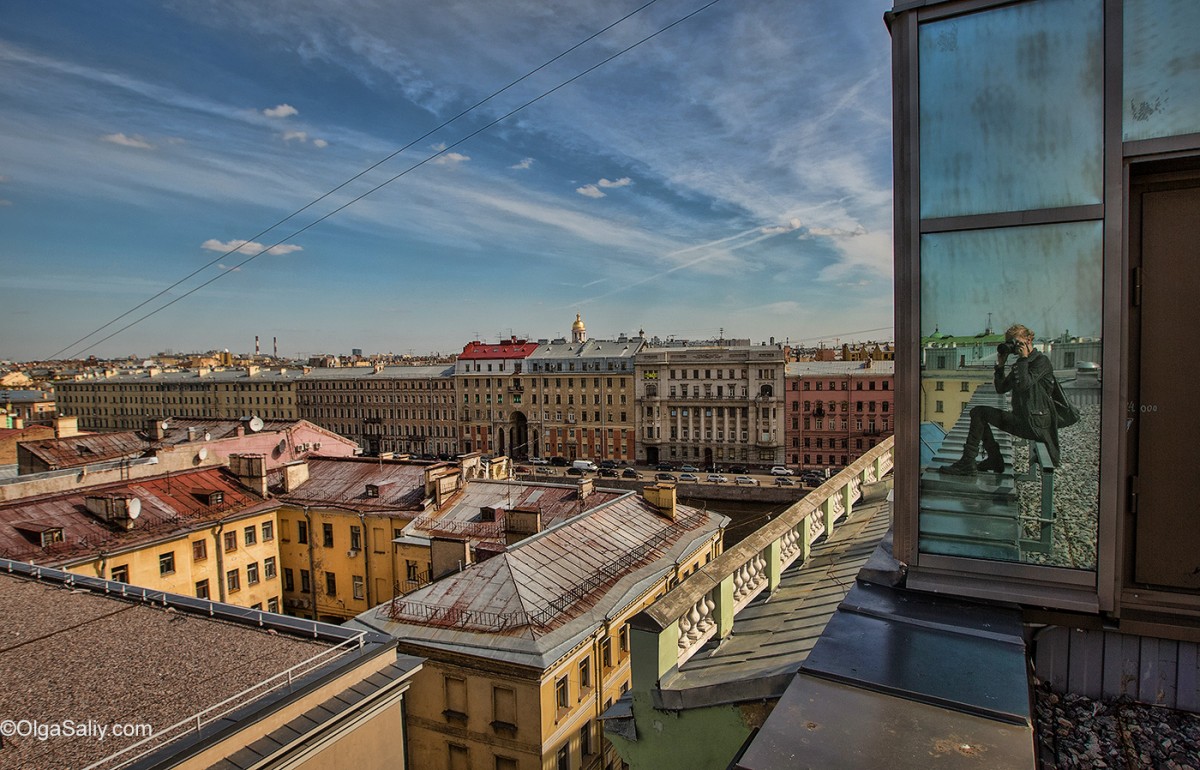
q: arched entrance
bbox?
[509,412,529,458]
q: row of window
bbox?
[281,567,367,600]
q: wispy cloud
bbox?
[430,142,469,165]
[312,138,328,148]
[576,184,605,199]
[201,238,303,256]
[101,132,153,149]
[597,177,631,189]
[0,199,12,207]
[510,157,533,170]
[217,263,241,271]
[262,103,298,118]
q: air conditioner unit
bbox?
[347,549,360,558]
[313,442,321,450]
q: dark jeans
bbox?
[963,405,1035,460]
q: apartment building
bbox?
[56,366,302,430]
[635,345,786,470]
[351,484,726,770]
[523,317,642,461]
[0,464,282,610]
[296,364,458,456]
[456,336,539,456]
[783,360,896,471]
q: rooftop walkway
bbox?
[657,488,891,707]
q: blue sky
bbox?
[0,0,895,361]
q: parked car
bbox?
[679,465,699,473]
[515,466,532,475]
[529,457,549,465]
[801,472,826,486]
[727,465,748,474]
[735,476,758,486]
[598,468,619,478]
[679,473,699,482]
[566,467,585,476]
[770,466,795,476]
[550,456,570,467]
[706,474,728,484]
[572,460,599,472]
[655,472,676,481]
[599,460,617,469]
[774,477,796,486]
[536,467,555,475]
[622,467,643,479]
[656,462,674,471]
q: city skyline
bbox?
[0,0,895,361]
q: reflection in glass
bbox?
[1124,0,1200,142]
[918,223,1101,570]
[918,0,1103,219]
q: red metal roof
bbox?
[276,457,441,513]
[0,467,271,565]
[458,338,539,360]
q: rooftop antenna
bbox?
[986,312,993,334]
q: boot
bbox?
[941,457,977,475]
[978,454,1005,473]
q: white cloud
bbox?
[576,184,604,199]
[510,157,533,170]
[312,138,328,148]
[597,177,631,189]
[263,103,298,118]
[217,263,241,272]
[100,132,154,149]
[760,219,803,236]
[201,238,303,256]
[432,151,469,166]
[282,130,308,143]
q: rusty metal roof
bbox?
[0,467,271,564]
[406,480,623,546]
[357,492,726,669]
[277,457,445,513]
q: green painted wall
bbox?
[607,691,764,770]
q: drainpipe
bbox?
[304,507,318,617]
[359,512,372,608]
[214,521,227,602]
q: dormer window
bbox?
[366,484,380,498]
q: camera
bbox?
[997,340,1017,356]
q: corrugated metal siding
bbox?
[1034,626,1200,712]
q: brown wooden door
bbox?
[1133,181,1200,589]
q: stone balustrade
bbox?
[629,438,894,684]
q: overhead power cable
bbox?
[48,0,721,360]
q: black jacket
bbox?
[995,349,1060,465]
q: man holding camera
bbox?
[942,323,1061,475]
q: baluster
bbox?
[677,609,694,651]
[686,599,704,643]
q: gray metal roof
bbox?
[784,360,896,377]
[526,338,644,361]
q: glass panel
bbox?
[919,0,1103,218]
[918,222,1102,570]
[1124,0,1200,142]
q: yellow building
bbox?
[274,456,464,622]
[352,484,726,770]
[0,466,283,611]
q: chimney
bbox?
[229,453,268,497]
[642,482,677,521]
[504,506,542,546]
[53,416,79,438]
[431,537,472,580]
[145,417,167,441]
[281,460,309,493]
[273,337,278,358]
[255,335,260,356]
[577,476,594,500]
[84,494,142,530]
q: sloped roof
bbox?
[785,361,896,377]
[0,467,272,564]
[357,492,726,668]
[277,457,443,512]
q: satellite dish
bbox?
[160,420,170,431]
[204,432,211,442]
[248,416,264,433]
[277,439,287,452]
[127,498,142,520]
[198,447,208,461]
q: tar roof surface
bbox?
[0,467,269,564]
[0,571,333,770]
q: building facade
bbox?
[455,337,539,456]
[635,346,786,470]
[523,318,642,462]
[783,361,895,471]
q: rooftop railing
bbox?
[629,437,894,687]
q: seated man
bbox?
[942,323,1060,475]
